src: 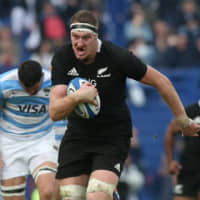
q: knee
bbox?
[39,184,55,200]
[86,178,115,200]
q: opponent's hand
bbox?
[182,120,200,137]
[168,160,182,175]
[0,155,4,168]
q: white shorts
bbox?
[53,125,66,150]
[0,132,58,180]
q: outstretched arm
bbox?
[140,65,200,136]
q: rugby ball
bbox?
[67,77,101,119]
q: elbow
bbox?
[156,75,172,89]
[49,112,58,122]
[49,107,59,121]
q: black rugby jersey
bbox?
[51,40,147,138]
[180,101,200,171]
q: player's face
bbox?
[71,31,98,64]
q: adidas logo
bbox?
[114,163,120,172]
[67,67,79,76]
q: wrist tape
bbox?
[175,114,192,129]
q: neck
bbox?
[82,39,98,64]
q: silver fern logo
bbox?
[97,67,111,78]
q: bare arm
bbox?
[164,119,182,175]
[140,66,185,116]
[49,83,98,121]
[49,84,79,121]
[140,65,200,136]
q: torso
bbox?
[51,40,147,138]
[0,69,52,140]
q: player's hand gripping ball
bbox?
[67,77,101,119]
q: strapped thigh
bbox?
[60,184,86,200]
[87,178,115,199]
[1,183,26,197]
[32,165,57,183]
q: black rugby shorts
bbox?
[174,170,200,197]
[56,137,130,179]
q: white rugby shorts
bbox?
[0,131,58,180]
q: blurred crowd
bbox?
[124,0,200,68]
[0,0,200,73]
[0,1,199,200]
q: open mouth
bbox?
[76,47,85,56]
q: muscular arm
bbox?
[140,66,185,116]
[49,83,98,121]
[49,85,80,121]
[140,65,200,136]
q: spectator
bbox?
[58,0,80,27]
[194,34,200,66]
[0,26,19,69]
[175,0,200,28]
[31,39,54,69]
[164,32,197,67]
[39,1,67,49]
[153,19,173,67]
[10,0,42,60]
[128,38,156,65]
[178,12,200,47]
[124,6,154,45]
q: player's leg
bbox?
[86,138,130,200]
[0,135,29,200]
[31,160,57,200]
[1,176,26,200]
[86,170,119,200]
[173,170,197,200]
[58,175,89,200]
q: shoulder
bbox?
[102,40,129,56]
[101,40,138,63]
[0,68,18,83]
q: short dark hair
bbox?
[70,10,99,28]
[18,60,42,87]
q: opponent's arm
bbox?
[140,65,200,136]
[164,119,182,175]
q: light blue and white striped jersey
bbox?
[0,68,53,140]
[53,119,68,148]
